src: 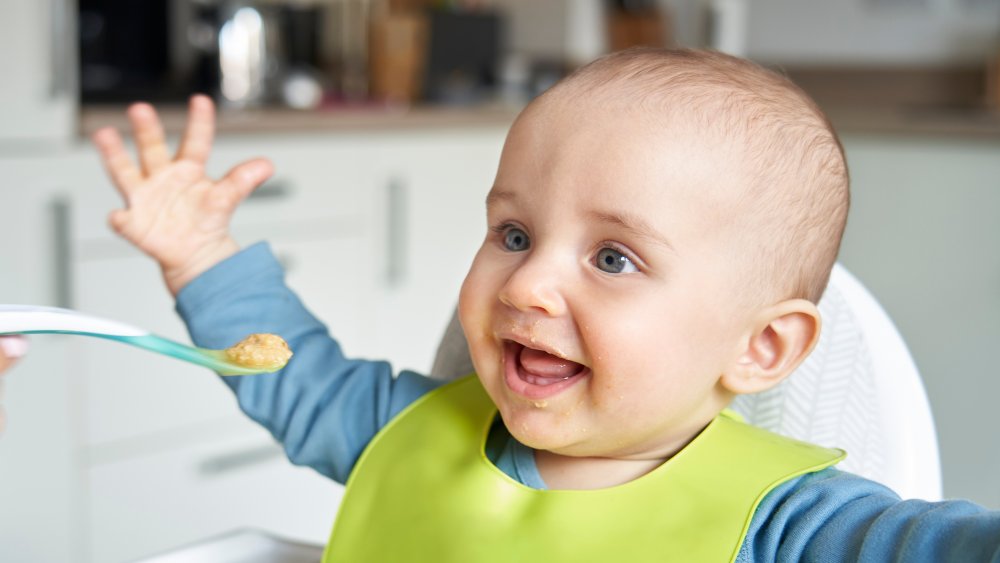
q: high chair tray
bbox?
[133,528,323,563]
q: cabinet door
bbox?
[87,425,341,563]
[0,0,76,144]
[368,128,506,374]
[74,232,376,448]
[69,136,377,242]
[0,155,86,563]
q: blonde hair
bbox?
[540,48,849,303]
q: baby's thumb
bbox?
[220,158,275,204]
[108,208,130,236]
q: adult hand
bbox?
[91,94,274,295]
[0,335,28,435]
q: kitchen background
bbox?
[2,0,1000,561]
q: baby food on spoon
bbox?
[224,333,293,371]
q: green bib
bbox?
[323,376,844,562]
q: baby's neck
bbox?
[534,449,669,490]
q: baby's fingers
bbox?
[176,94,216,164]
[92,127,142,198]
[214,158,275,209]
[127,102,171,176]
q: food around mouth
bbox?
[504,341,589,401]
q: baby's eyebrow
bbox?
[590,210,674,250]
[485,187,515,208]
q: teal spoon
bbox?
[0,304,287,375]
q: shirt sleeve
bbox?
[738,468,1000,562]
[175,241,444,484]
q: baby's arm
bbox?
[175,243,443,482]
[91,95,273,295]
[92,97,443,482]
[742,468,1000,562]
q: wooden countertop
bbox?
[80,65,1000,140]
[786,64,1000,139]
[79,102,522,138]
[822,104,1000,139]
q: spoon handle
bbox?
[3,329,263,376]
[0,305,266,375]
[0,304,146,336]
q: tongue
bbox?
[519,347,582,379]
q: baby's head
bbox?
[459,48,849,463]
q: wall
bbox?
[839,133,1000,508]
[654,0,1000,65]
[744,0,1000,65]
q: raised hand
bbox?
[91,95,274,295]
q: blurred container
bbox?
[216,3,281,107]
[492,0,605,68]
[326,0,371,101]
[79,0,176,102]
[606,0,670,52]
[190,0,331,108]
[987,56,1000,111]
[422,9,503,104]
[705,0,748,57]
[370,12,429,104]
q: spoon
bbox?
[0,304,290,375]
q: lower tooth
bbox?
[527,374,572,386]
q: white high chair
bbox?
[430,263,943,501]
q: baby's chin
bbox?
[496,404,596,455]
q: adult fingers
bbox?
[176,94,216,164]
[214,158,275,209]
[0,336,27,375]
[92,127,143,198]
[127,102,171,176]
[0,336,23,436]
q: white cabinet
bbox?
[0,153,87,563]
[87,423,341,563]
[0,0,76,145]
[367,129,504,373]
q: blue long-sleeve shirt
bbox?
[176,242,1000,562]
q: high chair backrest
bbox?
[429,263,942,501]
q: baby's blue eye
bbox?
[595,247,637,274]
[503,227,530,251]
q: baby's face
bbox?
[459,98,760,461]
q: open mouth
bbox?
[503,341,589,400]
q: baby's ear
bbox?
[721,299,821,395]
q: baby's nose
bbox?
[498,258,568,317]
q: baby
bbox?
[93,48,1000,562]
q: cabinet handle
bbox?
[248,180,293,201]
[385,178,407,288]
[198,443,283,476]
[49,0,71,98]
[50,197,72,309]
